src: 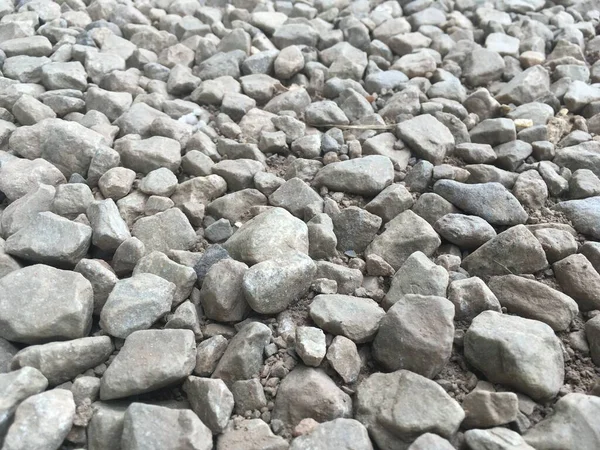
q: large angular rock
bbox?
[465,428,535,450]
[216,419,288,450]
[373,295,454,378]
[309,294,385,343]
[0,184,55,239]
[268,178,323,218]
[461,390,519,429]
[366,210,441,270]
[397,114,455,165]
[5,211,91,266]
[488,275,578,331]
[100,273,175,338]
[355,370,464,450]
[0,265,93,344]
[183,376,234,434]
[273,366,352,429]
[212,322,271,385]
[200,258,250,322]
[462,225,549,277]
[87,402,128,450]
[0,158,66,202]
[465,311,564,401]
[133,251,197,307]
[87,199,131,252]
[313,156,394,196]
[524,393,600,450]
[554,196,600,239]
[447,277,502,321]
[434,180,528,226]
[132,208,197,253]
[119,136,182,174]
[434,213,497,249]
[2,390,75,450]
[223,207,308,265]
[100,329,196,400]
[554,142,600,179]
[289,419,372,450]
[0,238,20,279]
[0,367,48,437]
[121,402,212,450]
[553,253,600,311]
[11,336,113,386]
[333,207,382,253]
[495,65,550,105]
[383,251,449,310]
[243,252,316,314]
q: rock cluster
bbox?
[1,0,600,448]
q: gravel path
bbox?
[1,0,600,449]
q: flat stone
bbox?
[397,114,455,165]
[366,210,441,270]
[184,376,234,434]
[488,275,578,331]
[495,65,550,105]
[289,419,372,450]
[462,390,519,429]
[0,265,93,344]
[309,294,385,343]
[11,336,113,386]
[243,252,316,314]
[119,136,181,174]
[295,326,326,367]
[313,155,394,197]
[465,428,535,450]
[462,225,549,277]
[121,402,212,450]
[223,207,308,265]
[447,276,502,322]
[465,311,564,401]
[355,370,464,450]
[273,366,352,430]
[434,213,497,249]
[554,196,600,239]
[434,180,528,226]
[553,253,600,311]
[132,208,197,253]
[373,294,454,378]
[100,329,196,400]
[100,273,175,338]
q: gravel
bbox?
[1,0,600,448]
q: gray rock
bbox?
[269,178,323,218]
[524,393,600,450]
[87,199,131,252]
[5,211,91,266]
[133,251,197,307]
[366,210,441,270]
[1,184,55,238]
[434,180,528,226]
[212,159,264,192]
[212,322,271,385]
[243,252,316,314]
[434,214,497,249]
[496,66,550,105]
[52,183,94,219]
[0,367,48,437]
[465,311,564,401]
[407,433,455,450]
[365,184,414,224]
[0,265,93,344]
[463,48,506,86]
[309,294,385,343]
[201,258,249,322]
[554,197,600,240]
[465,428,535,450]
[231,379,267,414]
[315,261,362,295]
[119,136,181,174]
[0,338,18,373]
[295,326,326,367]
[397,114,455,165]
[373,295,454,378]
[495,140,533,172]
[453,143,497,164]
[112,237,146,276]
[412,192,460,226]
[333,206,381,253]
[100,273,175,338]
[308,214,338,260]
[184,376,234,434]
[132,208,197,253]
[470,118,516,147]
[513,170,548,210]
[383,251,449,310]
[355,370,464,450]
[2,389,75,450]
[206,189,266,224]
[273,366,352,429]
[87,402,128,450]
[462,225,549,277]
[462,390,519,429]
[488,275,578,331]
[447,277,502,321]
[121,402,212,450]
[553,253,600,311]
[100,329,196,400]
[216,418,288,450]
[193,244,230,286]
[195,335,228,377]
[326,335,361,384]
[11,336,113,386]
[289,418,372,450]
[569,169,600,199]
[223,207,308,265]
[313,155,394,196]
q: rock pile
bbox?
[1,0,600,449]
